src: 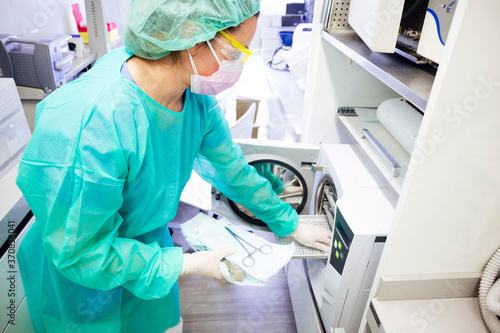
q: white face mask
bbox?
[188,41,244,96]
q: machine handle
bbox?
[301,162,324,172]
[320,0,334,27]
[0,124,13,136]
[5,38,38,45]
[319,0,328,24]
[0,35,14,78]
[361,128,401,177]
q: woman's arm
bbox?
[16,96,184,299]
[193,102,298,237]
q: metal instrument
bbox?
[224,226,273,267]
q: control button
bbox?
[338,242,342,250]
[335,251,339,259]
[340,252,344,260]
[334,240,337,248]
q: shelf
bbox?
[321,31,436,111]
[264,66,305,136]
[338,113,410,195]
[368,298,489,333]
[65,53,97,81]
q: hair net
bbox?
[124,0,261,60]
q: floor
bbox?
[170,203,298,333]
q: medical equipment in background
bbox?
[284,24,312,71]
[270,22,314,75]
[283,23,313,91]
[268,30,294,71]
[263,1,310,29]
[0,33,73,93]
[71,3,118,46]
[80,0,121,59]
[261,26,296,61]
[416,0,458,64]
[0,32,96,133]
[260,0,315,61]
[0,78,36,333]
[479,246,500,332]
[211,140,397,333]
[321,0,458,65]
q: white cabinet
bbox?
[301,0,500,331]
[302,1,436,194]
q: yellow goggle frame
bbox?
[218,30,254,63]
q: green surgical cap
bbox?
[124,0,261,60]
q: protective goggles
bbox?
[216,30,254,63]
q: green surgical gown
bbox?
[16,47,298,333]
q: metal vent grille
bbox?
[328,1,353,33]
[10,52,40,89]
[405,99,425,115]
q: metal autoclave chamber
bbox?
[212,139,398,333]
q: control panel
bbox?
[329,208,353,275]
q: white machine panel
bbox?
[417,0,458,63]
[314,145,397,235]
[301,145,398,333]
[348,0,405,53]
[0,78,31,179]
[347,0,457,64]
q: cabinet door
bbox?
[4,297,36,333]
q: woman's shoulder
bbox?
[40,48,135,114]
[40,74,140,121]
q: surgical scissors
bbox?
[224,226,273,267]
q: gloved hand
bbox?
[181,247,238,279]
[290,224,332,253]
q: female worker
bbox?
[16,1,331,332]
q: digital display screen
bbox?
[329,208,353,275]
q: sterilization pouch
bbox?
[181,213,295,286]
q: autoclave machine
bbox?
[211,139,398,333]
